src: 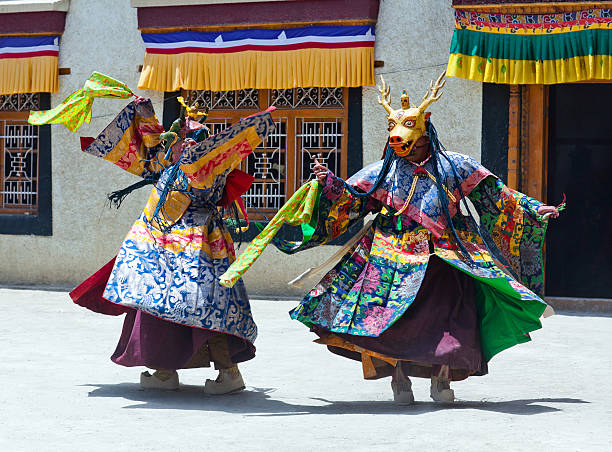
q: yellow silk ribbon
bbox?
[219,180,320,288]
[28,72,134,132]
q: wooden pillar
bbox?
[507,84,549,202]
[507,85,521,190]
[521,85,549,202]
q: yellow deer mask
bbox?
[378,72,446,157]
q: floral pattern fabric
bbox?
[289,152,550,360]
[469,177,547,296]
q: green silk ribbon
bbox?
[219,180,321,288]
[28,72,133,132]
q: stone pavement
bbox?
[1,288,610,452]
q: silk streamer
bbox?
[219,180,321,288]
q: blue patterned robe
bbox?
[82,100,275,345]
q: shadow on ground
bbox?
[83,383,588,416]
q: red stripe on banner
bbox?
[0,50,59,59]
[146,40,374,55]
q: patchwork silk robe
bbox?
[82,98,274,345]
[289,152,550,362]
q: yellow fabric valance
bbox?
[137,25,376,91]
[138,47,375,92]
[0,55,58,95]
[447,8,612,85]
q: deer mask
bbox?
[378,72,446,157]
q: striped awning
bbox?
[0,35,61,95]
[447,7,612,84]
[135,0,380,92]
[138,25,375,91]
[0,2,68,95]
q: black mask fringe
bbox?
[426,120,474,261]
[343,140,396,198]
[107,175,160,209]
[427,120,512,270]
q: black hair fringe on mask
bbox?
[344,141,396,198]
[107,175,160,209]
[438,155,513,272]
[426,120,473,261]
[427,120,514,271]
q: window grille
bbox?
[0,93,41,215]
[296,118,343,188]
[187,89,259,110]
[0,93,40,112]
[270,87,343,109]
[187,88,348,219]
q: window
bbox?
[0,94,40,214]
[185,88,349,219]
[0,93,51,235]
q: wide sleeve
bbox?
[218,172,380,288]
[298,171,380,249]
[468,176,549,295]
[179,110,275,189]
[81,98,166,179]
[261,171,380,257]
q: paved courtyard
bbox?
[1,287,611,451]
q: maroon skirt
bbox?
[111,310,255,370]
[318,257,487,381]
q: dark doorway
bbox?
[546,84,612,298]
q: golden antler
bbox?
[377,75,392,115]
[177,96,209,120]
[418,71,446,114]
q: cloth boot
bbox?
[140,369,179,390]
[204,365,245,395]
[430,366,455,402]
[391,364,414,405]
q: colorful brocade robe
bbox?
[289,152,550,361]
[82,98,274,344]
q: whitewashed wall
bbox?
[364,0,482,164]
[0,0,482,295]
[0,0,162,287]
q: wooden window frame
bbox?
[184,88,349,220]
[0,110,40,215]
[0,93,52,236]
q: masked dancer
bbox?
[222,73,561,403]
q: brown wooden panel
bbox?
[137,0,380,30]
[191,87,348,219]
[521,85,548,202]
[507,84,549,201]
[0,112,30,120]
[507,85,520,190]
[0,11,66,35]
